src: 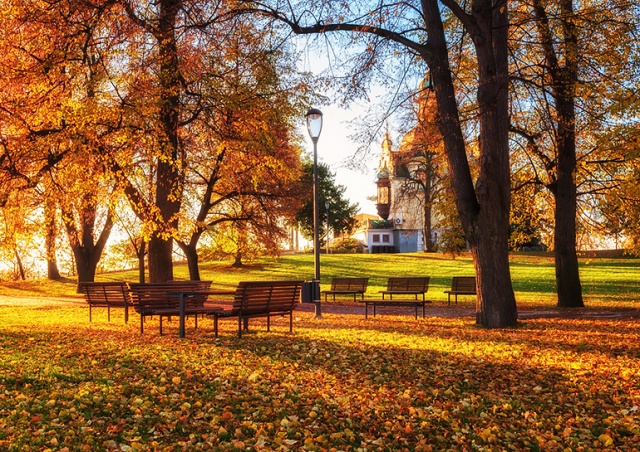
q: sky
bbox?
[300,104,381,216]
[291,105,381,252]
[294,33,408,218]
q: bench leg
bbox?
[365,302,369,319]
[422,303,426,318]
[125,305,129,324]
[89,305,93,323]
[267,315,270,332]
[414,305,418,320]
[214,315,219,338]
[373,304,377,317]
[107,306,111,322]
[140,315,144,334]
[237,317,243,338]
[289,312,293,332]
[159,316,163,336]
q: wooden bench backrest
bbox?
[128,281,212,312]
[330,277,369,292]
[386,277,430,292]
[79,282,130,306]
[451,276,476,292]
[229,280,303,315]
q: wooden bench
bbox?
[208,280,303,338]
[380,276,430,300]
[128,281,218,334]
[79,281,130,323]
[444,276,477,305]
[322,277,368,301]
[364,299,429,319]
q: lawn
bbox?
[2,252,640,307]
[0,253,639,450]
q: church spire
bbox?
[379,123,394,176]
[381,123,392,153]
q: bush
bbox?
[329,237,364,254]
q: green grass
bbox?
[1,252,639,307]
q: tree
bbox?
[43,192,62,280]
[0,0,119,285]
[174,24,308,280]
[295,162,359,246]
[393,87,447,252]
[246,0,518,327]
[509,0,639,307]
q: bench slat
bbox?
[322,277,368,301]
[380,277,430,300]
[211,280,303,337]
[79,281,130,323]
[128,281,212,334]
[444,276,476,305]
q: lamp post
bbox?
[306,108,323,318]
[325,200,330,255]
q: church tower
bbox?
[376,126,393,220]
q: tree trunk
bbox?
[137,241,146,284]
[425,0,517,327]
[74,250,98,290]
[146,0,183,282]
[423,154,434,252]
[183,244,201,281]
[232,252,243,268]
[423,200,433,252]
[554,92,583,307]
[148,236,174,282]
[14,247,26,281]
[471,0,518,327]
[44,197,61,280]
[533,0,584,307]
[62,198,114,291]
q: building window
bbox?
[382,234,391,243]
[372,234,381,243]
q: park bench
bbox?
[127,281,217,334]
[209,280,303,338]
[322,277,369,301]
[364,299,430,319]
[444,276,477,305]
[380,276,430,300]
[79,281,131,323]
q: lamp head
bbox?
[306,108,323,142]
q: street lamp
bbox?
[306,108,323,318]
[325,200,330,255]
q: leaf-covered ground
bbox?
[0,301,639,451]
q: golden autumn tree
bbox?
[71,0,309,282]
[0,1,126,287]
[1,0,310,282]
[175,23,309,279]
